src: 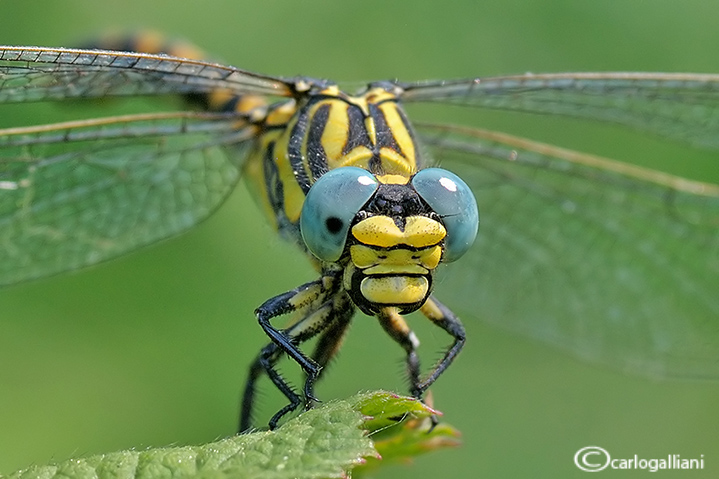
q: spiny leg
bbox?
[239,274,344,432]
[278,293,355,414]
[240,282,323,432]
[376,307,423,398]
[240,341,287,433]
[376,296,465,416]
[416,296,466,394]
[310,294,355,379]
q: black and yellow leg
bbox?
[378,296,465,396]
[239,274,349,432]
[310,293,355,372]
[240,341,284,432]
[416,296,466,394]
[376,307,423,397]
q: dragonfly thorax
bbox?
[244,84,424,248]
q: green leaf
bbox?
[352,392,462,474]
[4,398,372,479]
[2,391,461,479]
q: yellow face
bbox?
[343,215,447,313]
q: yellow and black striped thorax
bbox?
[244,82,423,238]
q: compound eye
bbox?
[301,167,379,262]
[412,168,479,262]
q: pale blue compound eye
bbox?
[412,168,479,262]
[301,167,379,262]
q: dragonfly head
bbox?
[300,167,478,315]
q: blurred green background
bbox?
[1,0,717,477]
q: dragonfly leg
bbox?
[376,296,465,424]
[240,342,274,432]
[309,293,355,384]
[239,274,346,432]
[376,307,423,398]
[375,305,446,425]
[240,341,297,432]
[416,296,466,394]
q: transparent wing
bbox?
[0,46,292,103]
[0,111,255,285]
[400,73,719,149]
[419,123,719,379]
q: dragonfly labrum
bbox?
[1,35,717,432]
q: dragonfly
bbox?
[1,35,717,432]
